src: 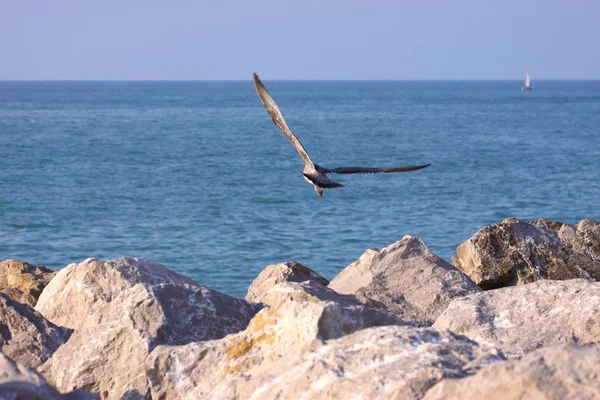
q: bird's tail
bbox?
[301,173,346,189]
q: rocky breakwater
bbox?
[147,253,501,400]
[0,218,599,399]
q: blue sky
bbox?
[1,0,598,80]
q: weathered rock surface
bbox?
[37,258,262,400]
[0,352,98,400]
[244,260,405,328]
[424,344,600,400]
[532,218,600,260]
[148,295,407,399]
[247,263,394,313]
[149,324,503,400]
[329,235,481,326]
[0,294,70,369]
[0,260,56,307]
[246,261,329,304]
[35,257,199,329]
[453,218,600,289]
[434,279,600,358]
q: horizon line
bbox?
[2,78,600,82]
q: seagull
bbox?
[253,73,431,197]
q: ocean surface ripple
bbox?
[1,80,599,297]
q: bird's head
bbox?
[314,186,323,197]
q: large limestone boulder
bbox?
[246,261,329,304]
[148,297,406,399]
[453,218,600,289]
[41,283,262,399]
[0,294,70,369]
[0,352,98,400]
[35,257,199,329]
[0,260,56,307]
[244,260,404,327]
[246,261,403,319]
[210,326,504,400]
[433,279,600,358]
[532,218,600,260]
[37,258,263,400]
[329,235,481,326]
[149,322,503,400]
[424,344,600,400]
[248,279,382,309]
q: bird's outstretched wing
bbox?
[323,164,431,174]
[253,73,313,166]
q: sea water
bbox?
[1,80,599,297]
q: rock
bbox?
[246,263,395,310]
[148,297,406,398]
[0,293,70,368]
[328,235,481,326]
[244,260,404,326]
[41,283,261,399]
[433,279,600,358]
[0,352,98,399]
[453,218,600,289]
[38,259,263,400]
[0,260,56,307]
[424,344,600,400]
[532,218,600,260]
[35,257,199,329]
[246,261,329,304]
[149,323,503,400]
[247,278,363,308]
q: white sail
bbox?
[525,72,530,88]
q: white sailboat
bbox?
[521,72,532,91]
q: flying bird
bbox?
[253,73,430,197]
